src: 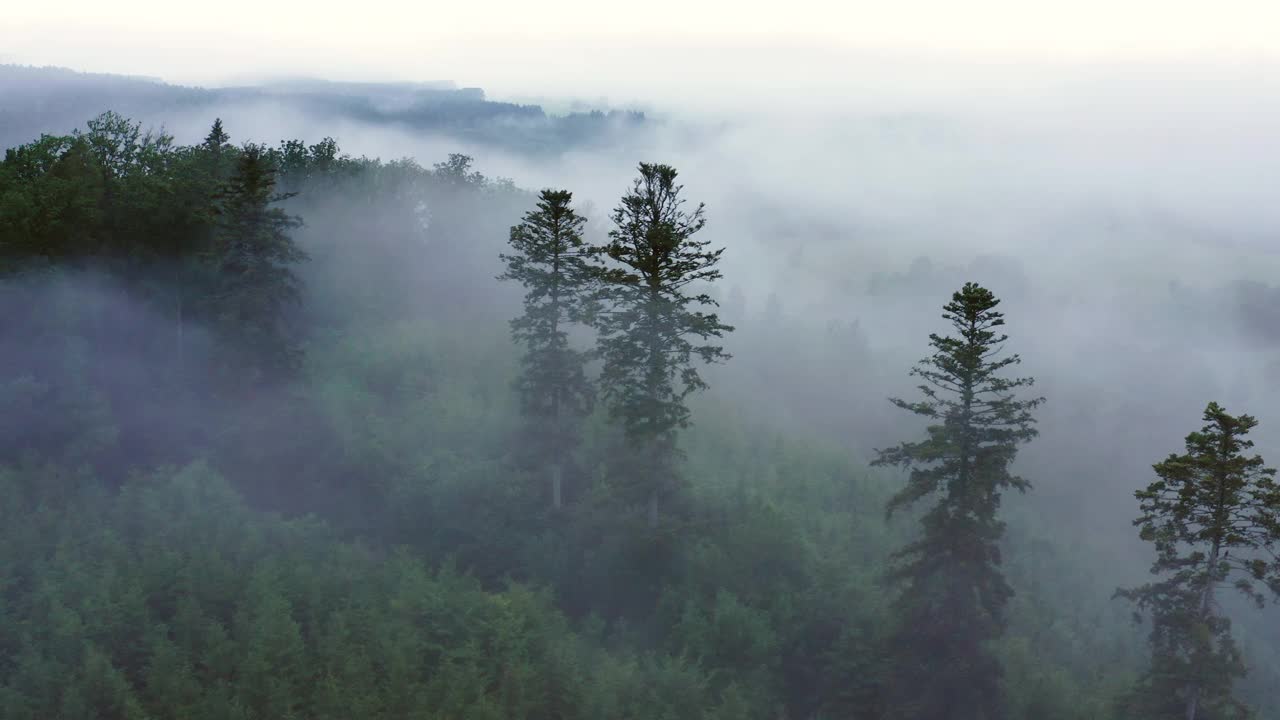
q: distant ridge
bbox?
[250,76,460,93]
[0,65,644,155]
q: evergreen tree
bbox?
[1116,403,1280,720]
[203,118,230,154]
[164,118,235,378]
[499,188,596,510]
[207,143,307,381]
[234,566,306,720]
[588,163,732,526]
[871,282,1043,720]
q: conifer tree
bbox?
[197,118,236,187]
[203,118,230,154]
[589,163,731,526]
[1117,403,1280,720]
[871,282,1042,720]
[499,189,595,510]
[234,566,306,720]
[169,118,235,376]
[207,143,307,381]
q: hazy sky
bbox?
[6,0,1280,99]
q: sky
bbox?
[5,0,1280,100]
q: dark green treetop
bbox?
[590,162,732,441]
[499,188,596,509]
[1117,403,1280,720]
[872,282,1043,720]
[203,118,230,153]
[206,143,307,381]
[587,163,732,523]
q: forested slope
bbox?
[1,112,1277,719]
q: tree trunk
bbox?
[550,241,562,512]
[551,462,563,511]
[1189,429,1234,720]
[644,290,664,530]
[1186,541,1221,720]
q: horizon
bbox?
[6,0,1280,110]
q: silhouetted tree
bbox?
[872,282,1043,720]
[1117,403,1280,720]
[206,144,307,382]
[499,188,595,510]
[589,163,731,526]
[433,153,485,189]
[203,118,230,154]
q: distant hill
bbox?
[0,65,645,154]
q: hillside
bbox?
[2,109,1280,719]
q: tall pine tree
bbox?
[1117,403,1280,720]
[872,282,1042,720]
[499,189,595,510]
[589,163,731,526]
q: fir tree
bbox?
[499,188,596,510]
[234,566,306,720]
[588,163,732,526]
[872,282,1043,720]
[1117,403,1280,720]
[206,143,307,381]
[203,118,230,154]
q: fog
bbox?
[79,56,1274,557]
[10,56,1280,552]
[5,44,1280,712]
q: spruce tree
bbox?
[589,163,731,526]
[499,189,595,510]
[871,282,1042,720]
[171,118,235,376]
[1117,403,1280,720]
[203,118,230,154]
[207,143,307,382]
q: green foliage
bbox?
[588,162,733,523]
[872,282,1044,720]
[1117,403,1280,719]
[0,114,312,478]
[499,189,596,508]
[206,143,307,382]
[0,462,735,719]
[2,113,1240,720]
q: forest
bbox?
[3,104,1280,720]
